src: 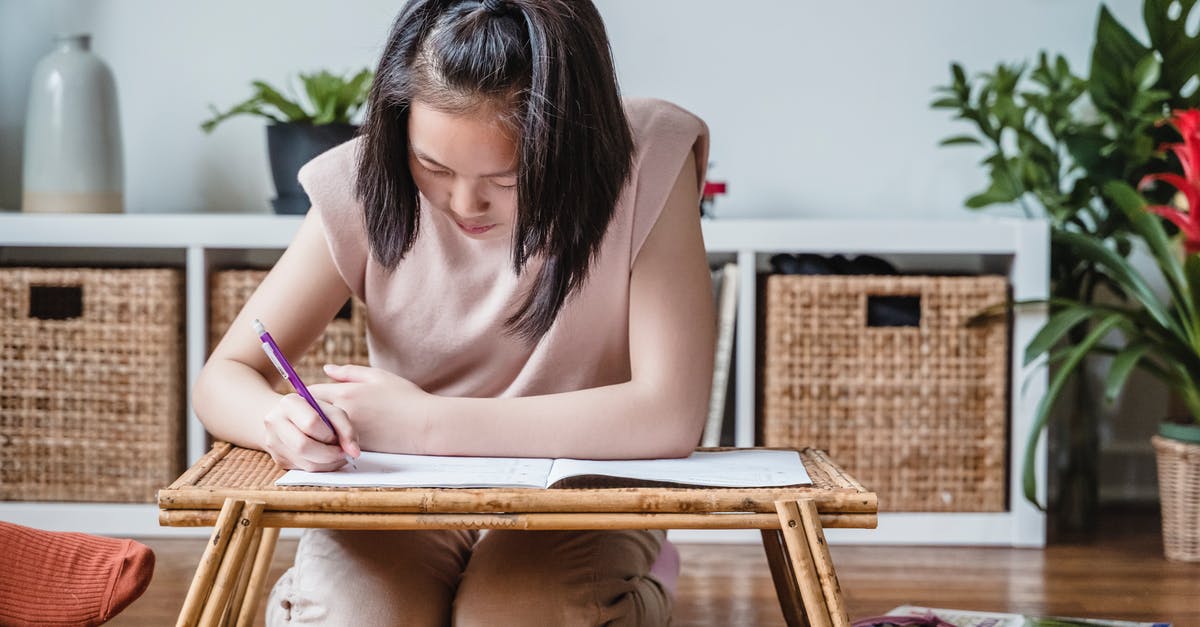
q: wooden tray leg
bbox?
[774,499,850,627]
[222,526,264,625]
[198,501,265,627]
[235,527,281,627]
[761,529,810,627]
[797,499,849,626]
[177,498,245,627]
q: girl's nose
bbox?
[449,180,488,218]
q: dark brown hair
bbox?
[355,0,634,341]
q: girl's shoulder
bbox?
[623,97,708,149]
[296,136,364,219]
[297,136,369,299]
[621,98,710,263]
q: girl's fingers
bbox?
[281,394,338,444]
[318,401,361,458]
[288,424,347,467]
[264,397,345,472]
[282,393,360,458]
[264,425,340,471]
[304,388,361,458]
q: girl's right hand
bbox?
[262,393,361,471]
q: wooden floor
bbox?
[112,507,1199,626]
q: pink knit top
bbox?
[299,97,708,398]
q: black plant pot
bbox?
[266,122,359,214]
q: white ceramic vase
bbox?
[22,33,124,214]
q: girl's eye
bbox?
[493,179,517,190]
[419,161,451,177]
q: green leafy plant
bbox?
[200,68,373,133]
[934,0,1200,511]
[933,1,1200,303]
[1022,110,1200,508]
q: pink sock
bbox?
[648,538,680,599]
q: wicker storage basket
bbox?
[1152,434,1200,561]
[762,275,1009,512]
[0,267,184,502]
[209,270,369,394]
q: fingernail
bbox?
[323,364,336,372]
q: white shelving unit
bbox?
[0,213,1049,545]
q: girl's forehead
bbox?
[409,101,518,171]
[410,100,515,139]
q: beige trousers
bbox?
[265,528,671,626]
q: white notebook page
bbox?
[545,449,811,488]
[275,451,553,488]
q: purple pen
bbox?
[253,319,357,469]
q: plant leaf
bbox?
[301,71,340,124]
[252,80,307,121]
[1104,180,1197,339]
[1144,0,1200,104]
[952,62,966,87]
[1023,314,1124,510]
[1133,53,1162,92]
[1105,342,1151,401]
[1024,306,1096,366]
[199,98,278,133]
[931,97,961,110]
[1061,126,1109,176]
[965,188,1016,209]
[1089,5,1152,118]
[1182,253,1200,360]
[1053,228,1182,341]
[337,68,373,118]
[939,135,982,147]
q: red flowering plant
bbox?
[1141,109,1200,254]
[1022,108,1200,507]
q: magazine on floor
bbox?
[870,605,1170,627]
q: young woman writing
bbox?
[194,0,713,623]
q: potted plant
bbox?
[200,68,373,214]
[1023,109,1200,561]
[933,0,1200,531]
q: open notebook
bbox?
[275,449,811,489]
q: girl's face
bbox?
[408,100,519,241]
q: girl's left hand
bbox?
[308,364,431,453]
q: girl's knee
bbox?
[268,529,475,626]
[453,530,668,626]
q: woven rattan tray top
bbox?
[159,443,876,520]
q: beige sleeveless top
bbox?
[299,97,708,398]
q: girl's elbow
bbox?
[191,366,215,429]
[664,406,707,458]
[664,441,697,459]
[637,381,707,457]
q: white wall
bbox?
[0,0,1144,217]
[0,0,1158,500]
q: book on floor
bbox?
[275,448,810,489]
[874,605,1170,627]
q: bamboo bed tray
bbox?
[160,442,877,627]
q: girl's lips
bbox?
[455,220,496,235]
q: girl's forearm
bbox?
[192,359,282,450]
[407,382,705,460]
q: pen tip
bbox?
[252,319,265,335]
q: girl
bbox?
[194,0,713,624]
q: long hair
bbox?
[355,0,634,342]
